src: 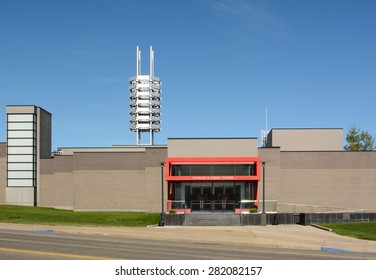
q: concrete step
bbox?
[183,212,241,226]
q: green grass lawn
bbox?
[320,222,376,241]
[0,205,160,227]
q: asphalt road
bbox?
[0,228,374,260]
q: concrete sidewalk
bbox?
[1,223,376,254]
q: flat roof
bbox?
[168,137,258,140]
[270,128,342,130]
[6,105,52,115]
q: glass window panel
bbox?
[212,165,235,176]
[172,165,181,176]
[7,154,34,162]
[7,179,34,187]
[8,171,34,179]
[7,122,34,130]
[8,114,34,122]
[7,138,34,146]
[235,165,252,176]
[191,165,211,176]
[172,165,191,176]
[180,165,191,176]
[7,130,34,138]
[7,163,34,171]
[7,146,35,155]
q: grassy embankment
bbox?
[320,222,376,241]
[0,205,160,227]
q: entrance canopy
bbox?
[165,157,261,182]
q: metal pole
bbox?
[262,161,265,214]
[159,162,165,226]
[261,161,267,226]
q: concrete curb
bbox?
[311,224,332,232]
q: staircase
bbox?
[183,212,241,226]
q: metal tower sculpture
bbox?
[129,46,162,145]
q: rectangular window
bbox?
[212,165,235,176]
[8,163,34,171]
[7,138,35,146]
[7,179,34,187]
[172,165,191,176]
[7,154,35,163]
[235,164,253,176]
[7,130,35,138]
[7,146,35,155]
[8,171,34,179]
[8,114,34,122]
[7,122,35,130]
[171,164,256,177]
[191,165,211,176]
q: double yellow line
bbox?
[0,247,124,260]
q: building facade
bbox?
[5,105,51,207]
[1,105,376,213]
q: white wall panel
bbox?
[8,114,34,122]
[7,155,35,163]
[8,146,35,155]
[7,138,34,146]
[7,179,34,187]
[8,122,35,130]
[8,171,34,179]
[8,163,34,171]
[7,130,34,138]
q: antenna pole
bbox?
[136,46,141,76]
[150,46,154,77]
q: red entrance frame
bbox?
[165,157,261,213]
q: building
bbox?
[1,105,376,215]
[129,46,162,145]
[4,105,51,207]
[166,138,260,213]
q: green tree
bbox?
[361,130,375,151]
[344,125,375,151]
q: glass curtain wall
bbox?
[172,164,256,176]
[170,181,256,211]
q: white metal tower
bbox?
[129,46,162,145]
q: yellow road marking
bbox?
[0,247,124,260]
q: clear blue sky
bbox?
[1,0,375,149]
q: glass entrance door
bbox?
[191,186,202,211]
[189,182,236,212]
[214,186,224,210]
[202,186,212,211]
[190,183,213,211]
[169,181,256,212]
[213,182,236,211]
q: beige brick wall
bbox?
[267,128,343,151]
[278,151,376,212]
[37,148,167,212]
[279,169,376,212]
[0,143,6,203]
[168,138,259,157]
[39,173,74,209]
[258,148,281,203]
[40,156,74,209]
[145,167,165,212]
[73,170,146,211]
